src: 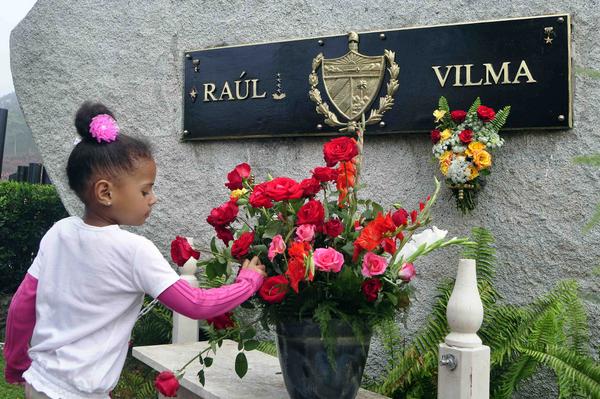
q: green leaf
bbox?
[210,237,218,254]
[197,369,205,386]
[235,352,248,378]
[243,339,260,351]
[204,357,213,367]
[263,221,281,239]
[238,340,244,351]
[241,327,256,340]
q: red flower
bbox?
[381,238,397,255]
[361,279,383,302]
[410,210,418,224]
[323,218,344,237]
[299,178,321,197]
[154,371,180,397]
[392,208,408,226]
[353,213,395,261]
[225,163,251,190]
[215,226,234,245]
[296,199,325,226]
[450,110,467,123]
[419,202,425,211]
[323,136,359,167]
[207,312,235,330]
[259,275,289,303]
[430,129,441,144]
[288,241,311,259]
[231,232,254,258]
[249,182,273,209]
[207,200,238,227]
[170,236,200,267]
[263,177,303,201]
[458,129,473,144]
[477,105,496,122]
[285,257,307,293]
[336,161,357,207]
[312,166,339,182]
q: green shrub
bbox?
[0,182,68,293]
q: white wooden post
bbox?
[438,258,490,399]
[171,239,199,343]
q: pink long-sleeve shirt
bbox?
[3,269,263,384]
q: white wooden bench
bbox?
[133,340,388,399]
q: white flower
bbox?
[396,226,448,262]
[447,156,471,184]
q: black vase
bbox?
[276,319,372,399]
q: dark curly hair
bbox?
[66,102,153,201]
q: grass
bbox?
[0,353,24,399]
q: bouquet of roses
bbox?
[160,131,472,393]
[431,97,510,213]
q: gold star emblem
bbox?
[189,87,198,102]
[544,36,554,44]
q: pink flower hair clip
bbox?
[89,114,119,143]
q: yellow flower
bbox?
[433,109,446,122]
[465,141,486,157]
[230,188,247,200]
[468,166,479,180]
[440,128,452,141]
[474,150,492,169]
[439,151,453,175]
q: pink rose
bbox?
[398,262,416,282]
[296,224,316,242]
[313,247,344,273]
[361,252,388,277]
[268,234,286,261]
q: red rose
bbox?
[430,129,441,144]
[264,177,303,201]
[312,166,339,182]
[207,312,235,330]
[207,200,238,227]
[458,129,473,144]
[154,371,180,397]
[170,236,200,267]
[259,275,289,303]
[299,178,321,197]
[225,163,251,190]
[392,208,408,226]
[215,226,234,245]
[323,218,344,237]
[450,110,467,123]
[249,182,273,209]
[296,199,325,226]
[323,136,359,167]
[477,105,496,122]
[231,232,254,258]
[361,278,383,302]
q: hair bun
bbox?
[74,101,115,140]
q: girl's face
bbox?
[110,158,158,226]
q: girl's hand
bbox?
[242,256,266,277]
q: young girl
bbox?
[3,102,266,399]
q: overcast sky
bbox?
[0,0,38,96]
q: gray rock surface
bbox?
[11,1,599,397]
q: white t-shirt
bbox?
[23,216,180,399]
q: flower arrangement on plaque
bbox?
[431,97,510,213]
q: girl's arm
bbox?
[3,273,37,384]
[157,268,263,320]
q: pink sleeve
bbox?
[157,268,264,320]
[3,273,37,384]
